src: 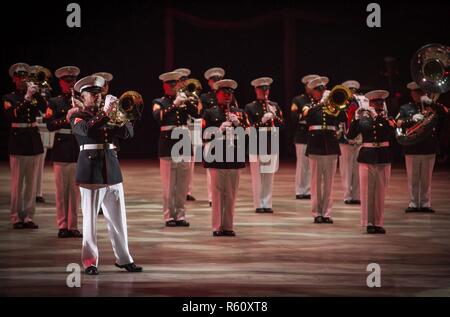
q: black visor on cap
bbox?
[61,75,77,82]
[257,85,270,91]
[15,71,28,77]
[209,75,222,82]
[371,98,385,105]
[82,86,102,94]
[219,87,234,94]
[165,80,178,86]
[314,85,325,91]
[180,76,188,81]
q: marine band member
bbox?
[69,75,142,275]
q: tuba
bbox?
[321,85,352,116]
[107,91,144,127]
[396,43,450,145]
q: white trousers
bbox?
[405,154,435,208]
[309,155,338,218]
[54,162,79,230]
[359,163,391,227]
[79,183,133,268]
[295,143,311,196]
[249,154,278,209]
[9,154,41,224]
[339,144,361,201]
[160,158,190,221]
[210,168,240,231]
[206,168,212,202]
[36,148,47,197]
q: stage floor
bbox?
[0,160,449,296]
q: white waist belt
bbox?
[57,129,72,134]
[362,142,389,148]
[258,127,277,131]
[309,125,336,131]
[80,143,116,151]
[11,122,37,128]
[299,120,307,124]
[160,125,188,131]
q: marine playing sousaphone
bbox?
[396,43,450,145]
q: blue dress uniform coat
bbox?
[70,109,133,185]
[245,99,284,155]
[347,111,393,164]
[397,102,447,155]
[291,94,312,144]
[152,95,200,157]
[200,91,217,112]
[2,91,45,155]
[46,94,79,162]
[202,105,249,169]
[305,105,347,156]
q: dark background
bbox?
[1,0,449,162]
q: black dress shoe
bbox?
[222,230,236,236]
[405,207,419,213]
[58,228,71,238]
[36,196,45,203]
[255,208,265,213]
[115,262,143,272]
[322,217,334,224]
[263,208,273,213]
[314,216,324,223]
[23,221,39,229]
[420,207,435,213]
[212,231,223,236]
[352,200,361,205]
[186,194,196,201]
[98,208,104,215]
[175,220,190,227]
[85,266,99,275]
[367,226,377,234]
[69,229,83,238]
[374,226,386,234]
[209,201,212,207]
[344,199,353,204]
[13,222,24,229]
[165,220,177,227]
[296,194,311,200]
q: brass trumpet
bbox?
[177,78,202,107]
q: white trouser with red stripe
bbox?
[210,168,240,231]
[160,157,190,221]
[339,143,361,201]
[54,162,79,230]
[405,154,435,208]
[9,154,41,224]
[295,143,311,196]
[359,163,391,227]
[35,148,47,197]
[79,183,133,269]
[249,154,278,209]
[309,154,338,218]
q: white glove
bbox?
[261,112,274,124]
[412,113,425,122]
[25,83,38,100]
[66,107,80,122]
[420,95,433,105]
[219,121,233,132]
[103,94,118,114]
[229,113,240,125]
[174,93,188,107]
